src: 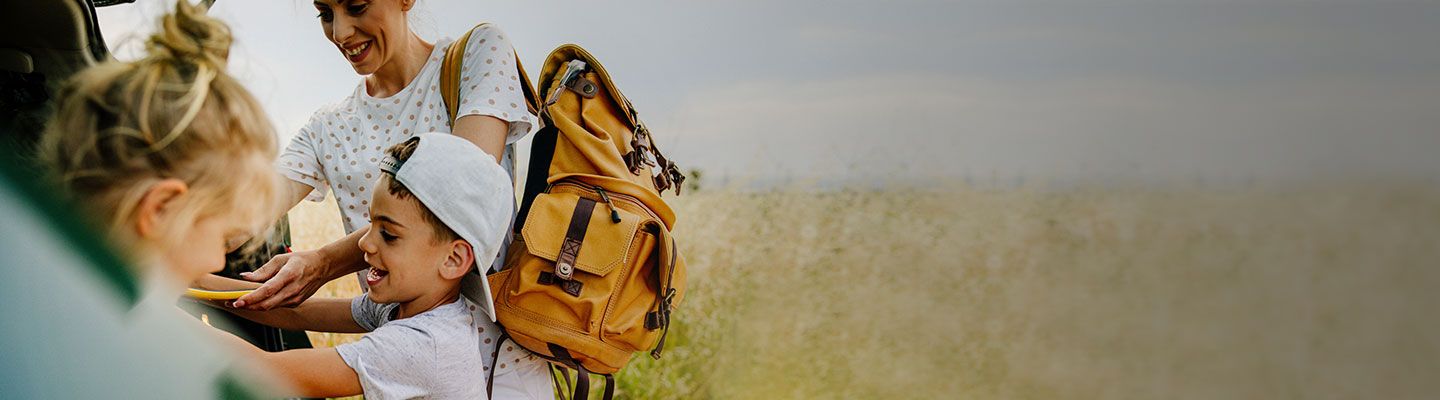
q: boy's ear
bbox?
[439,239,474,280]
[134,179,189,239]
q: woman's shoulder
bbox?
[462,23,512,44]
[455,23,515,57]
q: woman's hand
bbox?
[232,250,332,310]
[232,225,371,310]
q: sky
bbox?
[95,0,1440,188]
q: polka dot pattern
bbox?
[472,306,547,381]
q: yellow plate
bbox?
[184,288,254,300]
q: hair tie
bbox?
[149,64,216,152]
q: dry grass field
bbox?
[287,183,1440,399]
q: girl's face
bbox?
[313,0,412,76]
[133,179,252,285]
[160,213,249,285]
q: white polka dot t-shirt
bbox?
[278,24,534,233]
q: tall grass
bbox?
[289,184,1440,399]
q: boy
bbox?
[211,133,513,398]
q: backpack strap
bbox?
[485,330,510,398]
[545,343,615,400]
[440,23,541,127]
[645,224,679,359]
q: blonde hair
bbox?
[38,1,282,259]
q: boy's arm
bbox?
[201,297,366,333]
[263,348,364,398]
[214,331,363,398]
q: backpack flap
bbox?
[520,190,643,278]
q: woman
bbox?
[228,0,553,397]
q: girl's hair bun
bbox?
[144,0,231,70]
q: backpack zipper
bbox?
[551,180,661,224]
[593,188,622,223]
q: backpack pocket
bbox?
[499,188,646,335]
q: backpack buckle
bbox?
[556,260,575,280]
[566,77,598,99]
[556,236,581,280]
[546,59,588,106]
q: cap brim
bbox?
[461,268,496,321]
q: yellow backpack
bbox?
[441,24,686,400]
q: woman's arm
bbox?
[236,116,509,310]
[232,179,369,310]
[232,227,370,310]
[451,115,508,163]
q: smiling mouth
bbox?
[342,41,371,63]
[365,265,388,285]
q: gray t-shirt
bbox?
[337,294,486,399]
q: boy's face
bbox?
[357,182,467,304]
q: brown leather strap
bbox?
[538,271,583,296]
[651,225,680,359]
[601,374,615,400]
[549,363,568,399]
[555,197,595,280]
[548,344,590,400]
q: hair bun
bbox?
[144,1,232,70]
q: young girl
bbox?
[37,1,287,397]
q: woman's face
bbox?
[313,0,412,76]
